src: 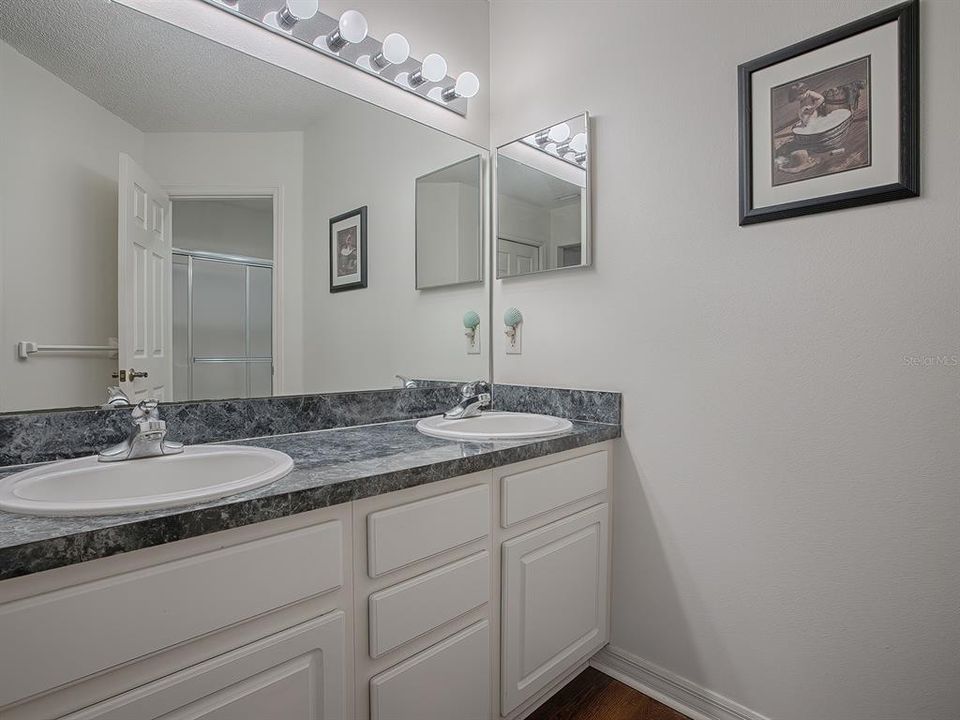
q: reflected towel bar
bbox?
[18,341,118,360]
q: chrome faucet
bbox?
[103,386,131,408]
[443,380,491,419]
[98,399,184,462]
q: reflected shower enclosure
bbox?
[171,198,274,401]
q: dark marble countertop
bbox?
[0,418,619,580]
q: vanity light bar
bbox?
[522,123,588,169]
[202,0,479,116]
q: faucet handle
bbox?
[131,398,161,423]
[103,386,131,408]
[460,380,490,398]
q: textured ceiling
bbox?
[498,155,581,208]
[419,157,481,186]
[0,0,344,132]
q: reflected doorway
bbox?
[171,197,275,401]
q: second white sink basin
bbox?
[416,411,573,441]
[0,445,293,517]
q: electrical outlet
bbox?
[467,332,481,355]
[506,324,522,354]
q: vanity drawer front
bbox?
[501,449,609,527]
[367,484,489,577]
[49,611,346,720]
[369,620,490,720]
[368,551,489,658]
[0,520,343,708]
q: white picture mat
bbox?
[750,20,899,209]
[331,214,362,286]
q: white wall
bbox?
[549,201,582,266]
[499,194,550,246]
[417,182,463,287]
[417,180,481,287]
[457,182,481,282]
[0,41,144,412]
[172,199,274,260]
[143,132,305,395]
[118,0,491,148]
[302,101,487,392]
[490,2,960,719]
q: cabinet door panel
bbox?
[370,620,490,720]
[62,611,346,720]
[501,504,609,715]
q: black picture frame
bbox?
[738,0,919,225]
[329,206,368,292]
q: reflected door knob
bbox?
[128,369,148,380]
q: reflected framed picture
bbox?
[738,0,918,225]
[329,206,367,292]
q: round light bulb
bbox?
[381,32,410,64]
[338,10,368,44]
[569,132,587,153]
[420,53,447,82]
[454,71,480,98]
[548,123,571,143]
[286,0,318,20]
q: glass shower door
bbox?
[247,265,273,397]
[173,253,273,401]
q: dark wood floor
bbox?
[527,667,691,720]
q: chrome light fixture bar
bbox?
[522,122,588,169]
[202,0,477,116]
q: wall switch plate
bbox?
[506,325,522,354]
[467,332,481,355]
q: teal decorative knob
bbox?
[463,310,481,330]
[503,307,523,328]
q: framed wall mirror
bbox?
[496,112,591,278]
[0,0,489,413]
[416,155,483,289]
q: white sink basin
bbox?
[0,445,293,517]
[416,412,573,441]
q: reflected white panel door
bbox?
[118,153,172,402]
[60,611,345,719]
[499,239,540,276]
[501,504,609,715]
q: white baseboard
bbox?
[590,645,771,720]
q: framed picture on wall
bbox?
[737,0,919,225]
[329,206,368,292]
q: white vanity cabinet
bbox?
[500,504,609,715]
[0,505,354,720]
[57,611,346,720]
[494,446,612,719]
[0,441,613,720]
[353,475,494,720]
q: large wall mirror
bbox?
[0,0,488,413]
[496,112,590,278]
